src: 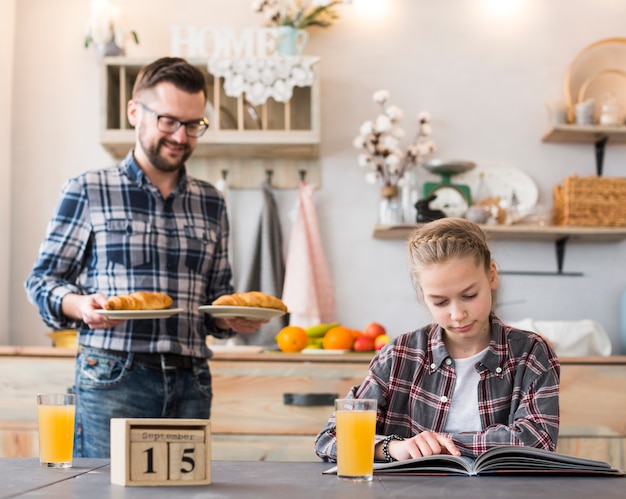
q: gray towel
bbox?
[239,180,288,347]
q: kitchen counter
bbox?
[1,346,625,469]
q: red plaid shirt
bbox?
[315,314,560,461]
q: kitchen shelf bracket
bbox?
[595,135,608,176]
[500,236,583,277]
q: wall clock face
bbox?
[428,185,470,218]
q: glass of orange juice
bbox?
[37,393,75,468]
[335,398,377,481]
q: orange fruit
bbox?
[275,326,308,353]
[322,326,355,350]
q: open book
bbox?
[323,445,624,477]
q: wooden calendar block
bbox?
[110,418,211,486]
[130,442,168,482]
[169,442,206,481]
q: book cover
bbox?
[323,446,625,477]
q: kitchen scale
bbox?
[422,159,476,218]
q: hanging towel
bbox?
[282,181,335,327]
[239,180,288,347]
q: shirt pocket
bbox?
[183,225,216,274]
[95,218,153,269]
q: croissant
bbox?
[104,292,173,311]
[212,291,287,312]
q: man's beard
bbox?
[141,135,192,173]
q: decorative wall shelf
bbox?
[542,124,626,176]
[100,57,320,160]
[373,223,626,276]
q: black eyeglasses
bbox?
[135,101,209,138]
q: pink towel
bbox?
[282,182,335,327]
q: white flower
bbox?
[385,154,401,169]
[418,111,431,121]
[253,0,343,29]
[373,89,390,105]
[381,134,399,150]
[356,89,435,188]
[385,105,404,122]
[358,154,371,167]
[359,120,374,136]
[390,126,405,140]
[85,0,138,50]
[353,136,366,149]
[375,114,392,133]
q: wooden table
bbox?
[0,458,624,499]
[2,347,626,469]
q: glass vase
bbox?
[379,185,404,225]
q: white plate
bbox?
[565,37,626,121]
[95,308,184,320]
[577,68,626,122]
[208,345,265,353]
[199,305,286,321]
[300,348,350,355]
[453,163,539,215]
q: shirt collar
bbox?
[427,314,509,375]
[119,149,189,193]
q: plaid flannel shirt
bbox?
[25,151,234,358]
[315,314,560,460]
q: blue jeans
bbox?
[73,346,213,458]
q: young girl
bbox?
[315,218,560,463]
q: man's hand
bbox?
[215,317,267,334]
[61,293,124,330]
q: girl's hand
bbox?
[386,431,461,461]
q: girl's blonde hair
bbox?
[407,218,496,304]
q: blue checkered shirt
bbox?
[25,151,235,358]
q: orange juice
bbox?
[336,409,376,479]
[37,403,75,465]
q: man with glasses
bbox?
[25,57,263,458]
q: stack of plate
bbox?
[564,37,626,124]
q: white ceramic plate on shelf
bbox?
[564,37,626,120]
[95,308,184,320]
[453,163,539,215]
[577,68,626,122]
[199,305,286,321]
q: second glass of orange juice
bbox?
[37,393,75,468]
[335,398,377,481]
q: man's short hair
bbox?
[132,57,207,99]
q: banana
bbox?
[305,322,340,339]
[307,337,324,348]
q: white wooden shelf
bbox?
[100,57,320,160]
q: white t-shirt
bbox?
[443,348,488,434]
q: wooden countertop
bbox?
[1,345,624,365]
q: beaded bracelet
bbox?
[381,434,405,462]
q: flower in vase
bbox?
[84,0,139,57]
[251,0,349,30]
[354,89,435,192]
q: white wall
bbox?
[0,0,16,345]
[9,0,626,353]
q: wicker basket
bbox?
[553,174,626,226]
